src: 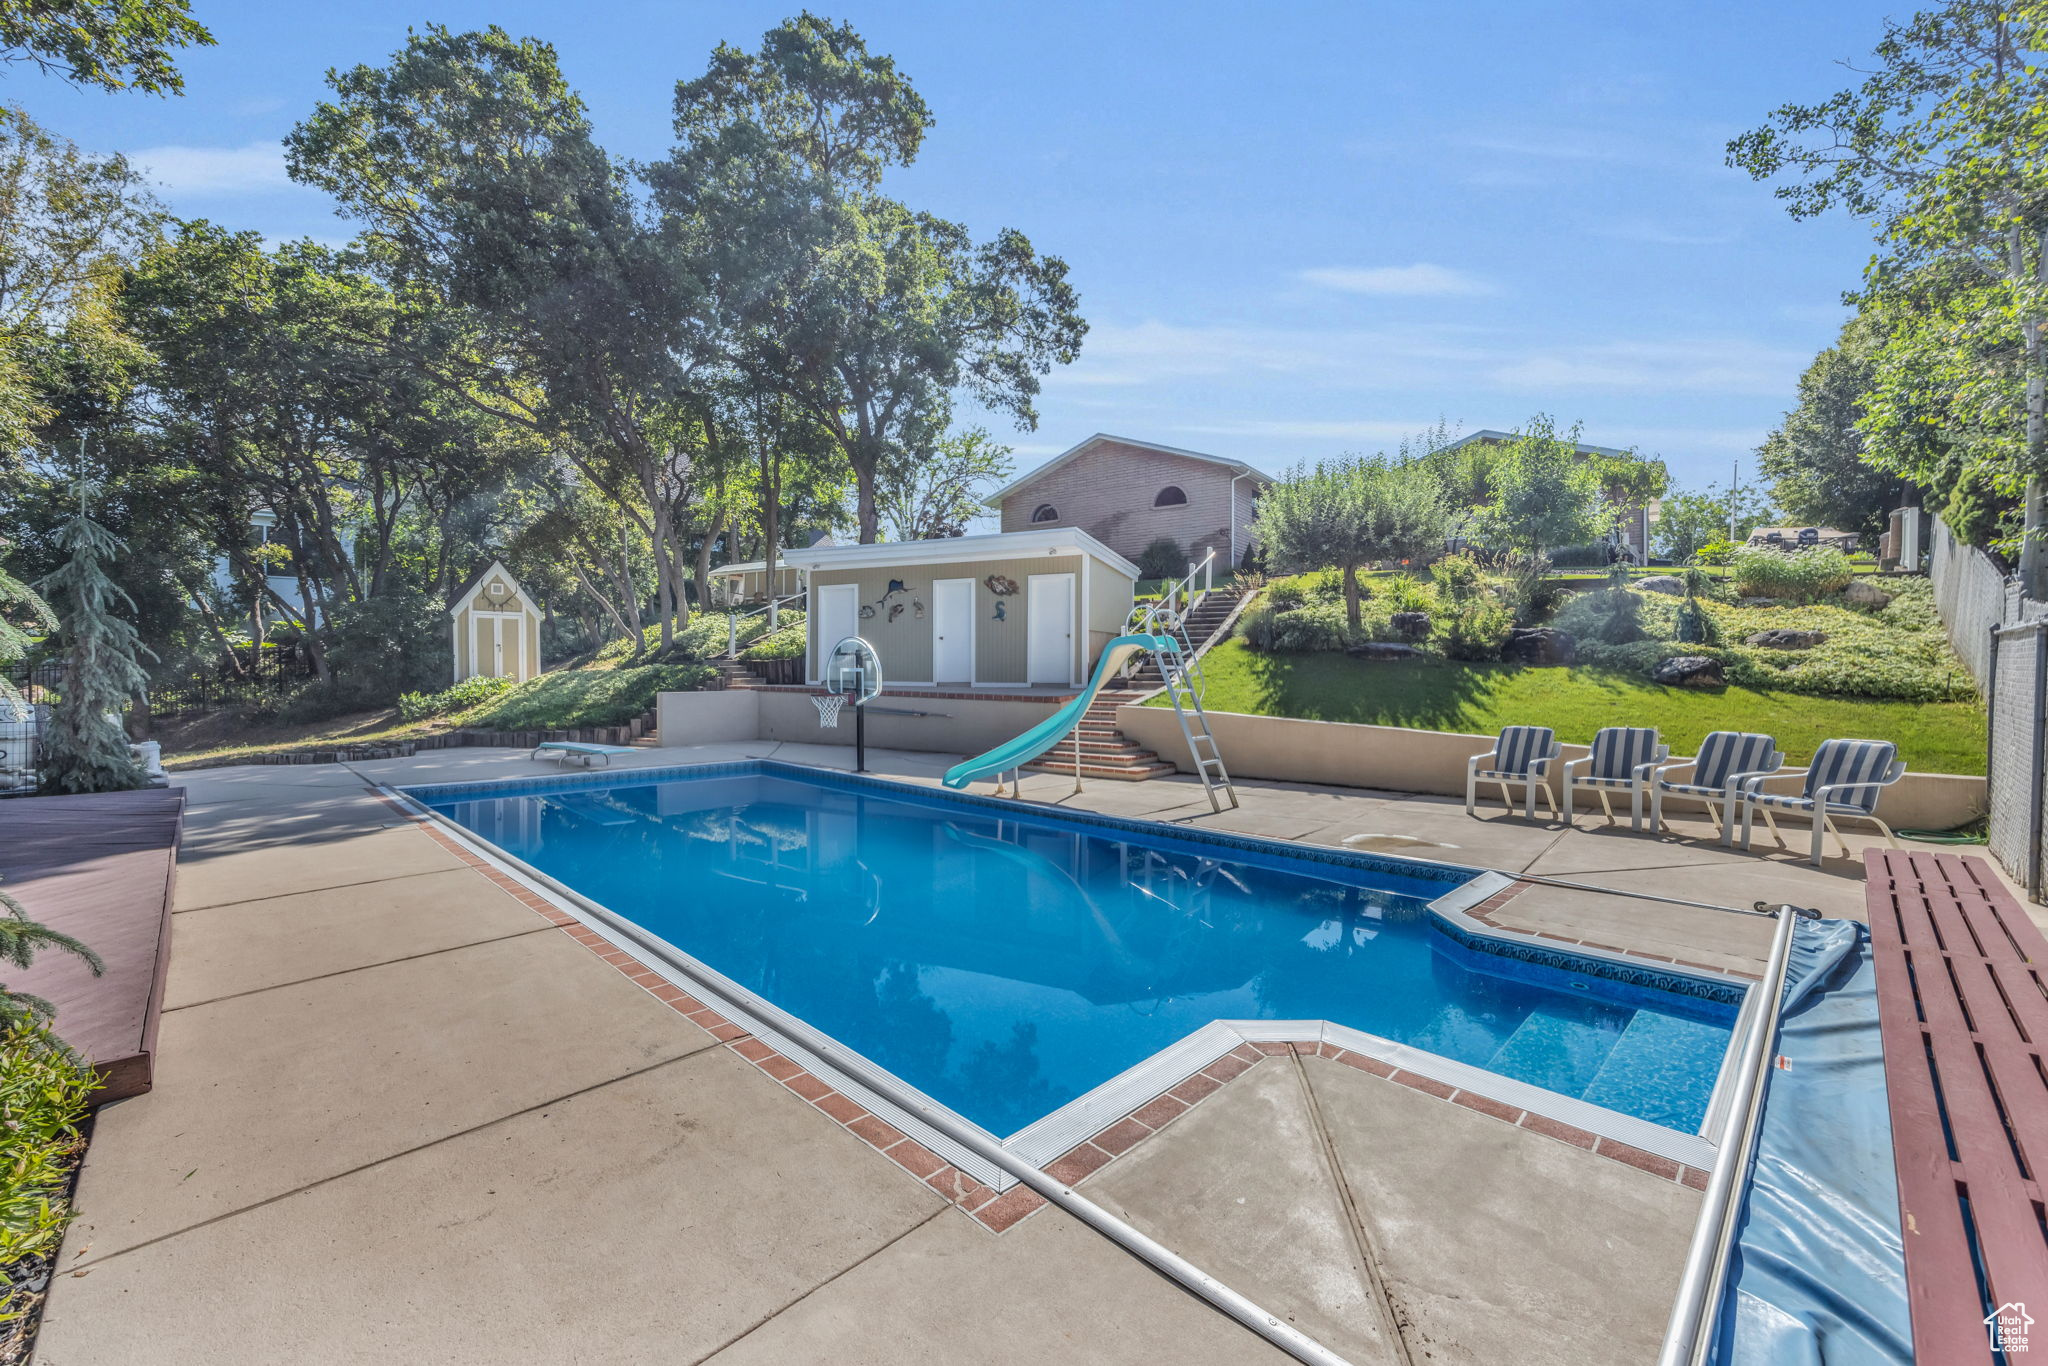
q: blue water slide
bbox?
[942,633,1176,789]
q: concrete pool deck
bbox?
[34,740,2010,1364]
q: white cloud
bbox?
[1169,418,1441,444]
[1049,319,1492,389]
[1489,339,1808,396]
[128,141,291,196]
[1591,219,1738,247]
[1298,264,1495,297]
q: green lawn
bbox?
[1164,640,1987,775]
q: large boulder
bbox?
[1346,641,1425,661]
[1503,627,1577,666]
[1652,655,1725,688]
[1389,610,1432,640]
[1636,575,1688,595]
[1744,628,1827,650]
[1843,578,1894,610]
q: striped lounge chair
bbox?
[1737,737,1905,867]
[1649,731,1784,845]
[1467,726,1562,820]
[1562,727,1669,831]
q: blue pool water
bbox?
[414,765,1738,1137]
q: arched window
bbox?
[1154,485,1188,507]
[1031,504,1059,523]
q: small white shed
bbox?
[450,560,543,684]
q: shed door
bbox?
[932,578,974,684]
[1027,573,1075,685]
[816,583,860,682]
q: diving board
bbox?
[1865,849,2048,1364]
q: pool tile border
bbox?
[373,784,1720,1235]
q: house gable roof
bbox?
[990,433,1278,504]
[1434,429,1634,460]
[447,559,540,618]
[781,526,1141,578]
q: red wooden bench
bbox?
[1867,849,2048,1362]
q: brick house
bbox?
[992,434,1276,573]
[1434,429,1660,562]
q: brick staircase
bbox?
[1023,585,1245,782]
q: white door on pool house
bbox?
[932,577,974,684]
[815,582,860,682]
[1026,573,1075,685]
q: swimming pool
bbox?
[406,762,1739,1140]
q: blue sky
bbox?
[17,1,1885,497]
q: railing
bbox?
[726,590,805,659]
[1655,901,1811,1366]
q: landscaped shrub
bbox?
[1548,541,1612,568]
[1730,545,1854,601]
[739,621,805,661]
[1137,537,1186,580]
[1264,579,1307,612]
[1552,585,1646,644]
[1436,600,1515,660]
[1692,539,1736,567]
[395,674,515,722]
[1429,552,1485,601]
[461,661,717,729]
[1240,600,1352,652]
[0,1022,99,1336]
[1381,574,1432,614]
[317,588,452,706]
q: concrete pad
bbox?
[163,867,550,1009]
[703,1195,1297,1366]
[1489,882,1777,975]
[1084,1058,1405,1365]
[39,1050,940,1366]
[1295,801,1568,873]
[1546,858,1869,922]
[174,823,467,909]
[1307,1058,1698,1366]
[67,929,710,1258]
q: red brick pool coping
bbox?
[383,796,1719,1233]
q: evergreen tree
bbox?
[0,554,55,716]
[35,481,149,794]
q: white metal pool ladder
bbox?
[1150,635,1238,813]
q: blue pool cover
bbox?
[410,762,1739,1138]
[1711,917,1911,1365]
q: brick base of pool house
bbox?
[379,787,1720,1230]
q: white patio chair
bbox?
[1649,731,1785,845]
[1562,726,1669,831]
[1466,725,1562,821]
[1736,738,1905,867]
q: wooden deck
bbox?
[0,787,184,1100]
[1866,849,2048,1363]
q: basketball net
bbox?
[812,694,846,729]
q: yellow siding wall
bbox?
[808,554,1088,684]
[1088,562,1137,666]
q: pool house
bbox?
[781,528,1140,690]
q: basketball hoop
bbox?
[812,694,845,729]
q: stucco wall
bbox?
[1115,705,1986,831]
[657,690,762,746]
[1089,562,1138,664]
[808,554,1088,685]
[1000,441,1259,568]
[758,690,1068,754]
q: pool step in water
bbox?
[1482,1005,1626,1100]
[1579,1010,1728,1132]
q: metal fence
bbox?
[5,645,315,719]
[1930,521,2048,896]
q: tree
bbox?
[288,26,712,648]
[0,549,52,713]
[0,873,103,1029]
[1477,416,1603,561]
[1654,481,1776,561]
[1728,3,2048,581]
[657,16,1085,543]
[35,479,148,794]
[880,427,1012,541]
[0,0,212,95]
[1253,457,1448,628]
[1756,323,1905,539]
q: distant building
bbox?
[991,434,1276,572]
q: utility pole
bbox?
[1729,458,1739,543]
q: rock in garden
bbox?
[1652,655,1725,687]
[1503,627,1577,665]
[1739,596,1786,609]
[1390,610,1432,640]
[1636,575,1688,595]
[1744,629,1827,649]
[1346,641,1425,660]
[1843,579,1893,609]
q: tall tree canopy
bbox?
[1756,323,1905,539]
[1729,1,2048,573]
[1253,456,1448,628]
[0,0,212,94]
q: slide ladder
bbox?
[1150,635,1237,812]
